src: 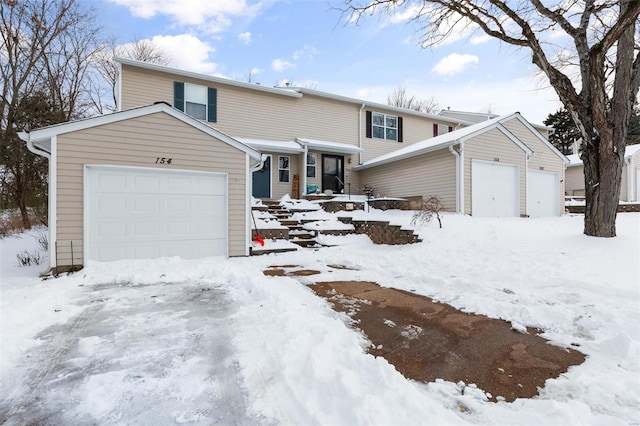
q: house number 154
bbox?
[155,157,173,164]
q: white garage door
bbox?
[471,160,519,217]
[528,170,559,217]
[86,166,227,262]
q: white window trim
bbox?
[184,83,207,121]
[372,111,398,141]
[278,155,290,183]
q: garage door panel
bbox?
[472,161,518,217]
[87,167,228,261]
[528,170,558,217]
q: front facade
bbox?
[22,59,569,268]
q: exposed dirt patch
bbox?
[263,266,321,277]
[311,280,586,402]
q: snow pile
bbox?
[1,213,639,424]
[250,210,286,229]
[279,194,321,211]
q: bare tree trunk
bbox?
[582,138,623,237]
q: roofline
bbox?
[507,114,569,164]
[18,103,262,161]
[115,58,303,99]
[293,87,467,124]
[440,109,554,131]
[354,112,534,170]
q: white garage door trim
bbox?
[84,165,228,262]
[471,159,519,217]
[527,170,559,217]
[636,167,640,202]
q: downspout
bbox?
[251,154,267,172]
[448,144,461,213]
[525,154,530,217]
[302,144,308,199]
[20,131,56,269]
[627,157,634,202]
[459,142,465,214]
[358,103,365,165]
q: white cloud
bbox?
[141,34,219,74]
[108,0,262,32]
[238,32,252,45]
[432,53,479,76]
[292,45,318,61]
[272,58,296,72]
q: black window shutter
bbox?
[366,111,372,138]
[397,117,403,142]
[433,123,438,137]
[448,126,453,132]
[173,81,184,111]
[207,87,217,123]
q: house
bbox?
[356,113,568,217]
[565,144,640,201]
[439,109,554,138]
[19,102,262,270]
[21,59,568,269]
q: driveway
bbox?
[0,280,257,425]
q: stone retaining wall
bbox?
[368,199,411,211]
[338,217,421,245]
[319,201,365,213]
[566,203,640,213]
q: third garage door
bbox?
[471,160,519,217]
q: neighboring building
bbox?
[21,59,569,268]
[566,144,640,201]
[439,109,554,139]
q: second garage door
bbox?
[527,170,559,217]
[86,166,227,262]
[471,160,519,217]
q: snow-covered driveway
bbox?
[1,280,256,425]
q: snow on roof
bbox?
[235,138,304,154]
[296,138,363,154]
[355,113,523,170]
[566,144,640,167]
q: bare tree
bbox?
[1,0,102,228]
[387,85,439,113]
[91,38,172,113]
[343,0,640,237]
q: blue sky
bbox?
[93,0,562,123]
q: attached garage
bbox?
[527,170,559,217]
[20,103,262,271]
[471,160,519,217]
[86,166,228,262]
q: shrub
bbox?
[32,229,48,251]
[411,196,445,229]
[16,250,42,267]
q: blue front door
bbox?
[252,156,271,198]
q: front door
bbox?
[322,155,344,194]
[252,156,271,198]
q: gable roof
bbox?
[355,112,537,170]
[18,102,262,162]
[567,144,640,167]
[439,109,554,132]
[116,58,466,125]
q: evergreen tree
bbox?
[543,109,581,155]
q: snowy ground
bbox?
[1,213,639,425]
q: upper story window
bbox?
[366,111,403,142]
[173,81,217,123]
[433,123,453,137]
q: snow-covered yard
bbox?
[1,212,639,424]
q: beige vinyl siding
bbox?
[620,162,629,201]
[55,112,248,266]
[358,149,457,211]
[464,128,527,216]
[121,65,359,144]
[631,152,640,201]
[267,152,299,200]
[565,166,585,196]
[360,111,438,163]
[501,118,566,212]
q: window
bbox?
[278,156,290,182]
[306,152,317,178]
[174,81,217,122]
[433,123,453,137]
[366,111,403,142]
[185,83,207,120]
